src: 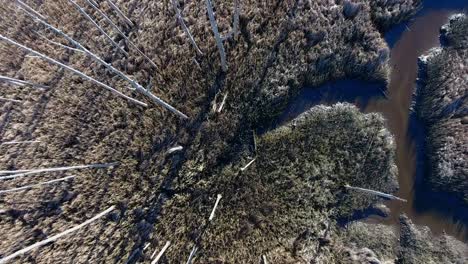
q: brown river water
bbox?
[365,10,467,240]
[277,7,468,241]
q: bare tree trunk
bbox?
[0,175,75,194]
[0,34,147,107]
[151,241,171,264]
[0,161,117,180]
[85,0,158,68]
[0,140,41,146]
[15,0,46,20]
[171,0,203,56]
[15,1,188,118]
[0,75,48,89]
[205,0,228,71]
[67,0,128,56]
[233,0,240,38]
[106,0,134,27]
[209,194,222,221]
[344,184,407,202]
[0,206,115,263]
[223,0,240,41]
[0,97,21,103]
[35,32,84,54]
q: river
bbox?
[278,2,468,241]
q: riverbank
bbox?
[413,14,468,214]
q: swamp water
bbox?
[278,2,468,241]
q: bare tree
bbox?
[0,206,115,263]
[151,241,171,264]
[0,161,117,180]
[67,0,128,56]
[344,184,407,202]
[209,194,222,221]
[35,32,84,53]
[0,97,21,103]
[84,0,158,68]
[106,0,134,28]
[0,34,147,107]
[14,0,46,20]
[0,140,41,146]
[0,175,75,194]
[0,75,48,89]
[15,1,188,118]
[205,0,228,71]
[223,0,240,41]
[171,0,203,56]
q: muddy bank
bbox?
[413,14,468,209]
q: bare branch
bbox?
[0,162,118,180]
[344,184,407,202]
[35,32,84,54]
[222,0,240,41]
[0,140,41,146]
[205,0,228,71]
[0,97,21,103]
[85,0,158,68]
[106,0,134,27]
[0,34,147,107]
[167,145,183,154]
[171,0,203,56]
[233,0,240,38]
[216,92,228,113]
[16,1,188,118]
[0,75,48,89]
[262,255,268,264]
[151,241,171,264]
[0,175,75,194]
[15,0,46,20]
[185,245,197,264]
[209,194,222,221]
[0,206,115,263]
[67,0,128,56]
[240,158,256,172]
[0,169,33,175]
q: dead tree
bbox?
[15,1,188,118]
[0,97,21,103]
[171,0,203,56]
[0,162,117,180]
[67,0,128,56]
[35,32,84,53]
[0,175,75,194]
[223,0,240,41]
[84,0,158,68]
[205,0,228,71]
[344,184,407,202]
[106,0,134,28]
[0,206,115,263]
[151,241,171,264]
[14,0,46,20]
[0,140,41,146]
[0,34,147,107]
[0,75,48,89]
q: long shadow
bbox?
[385,0,468,48]
[269,79,386,131]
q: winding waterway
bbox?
[279,2,468,241]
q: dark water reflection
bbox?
[277,79,386,123]
[278,2,468,241]
[365,8,468,241]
